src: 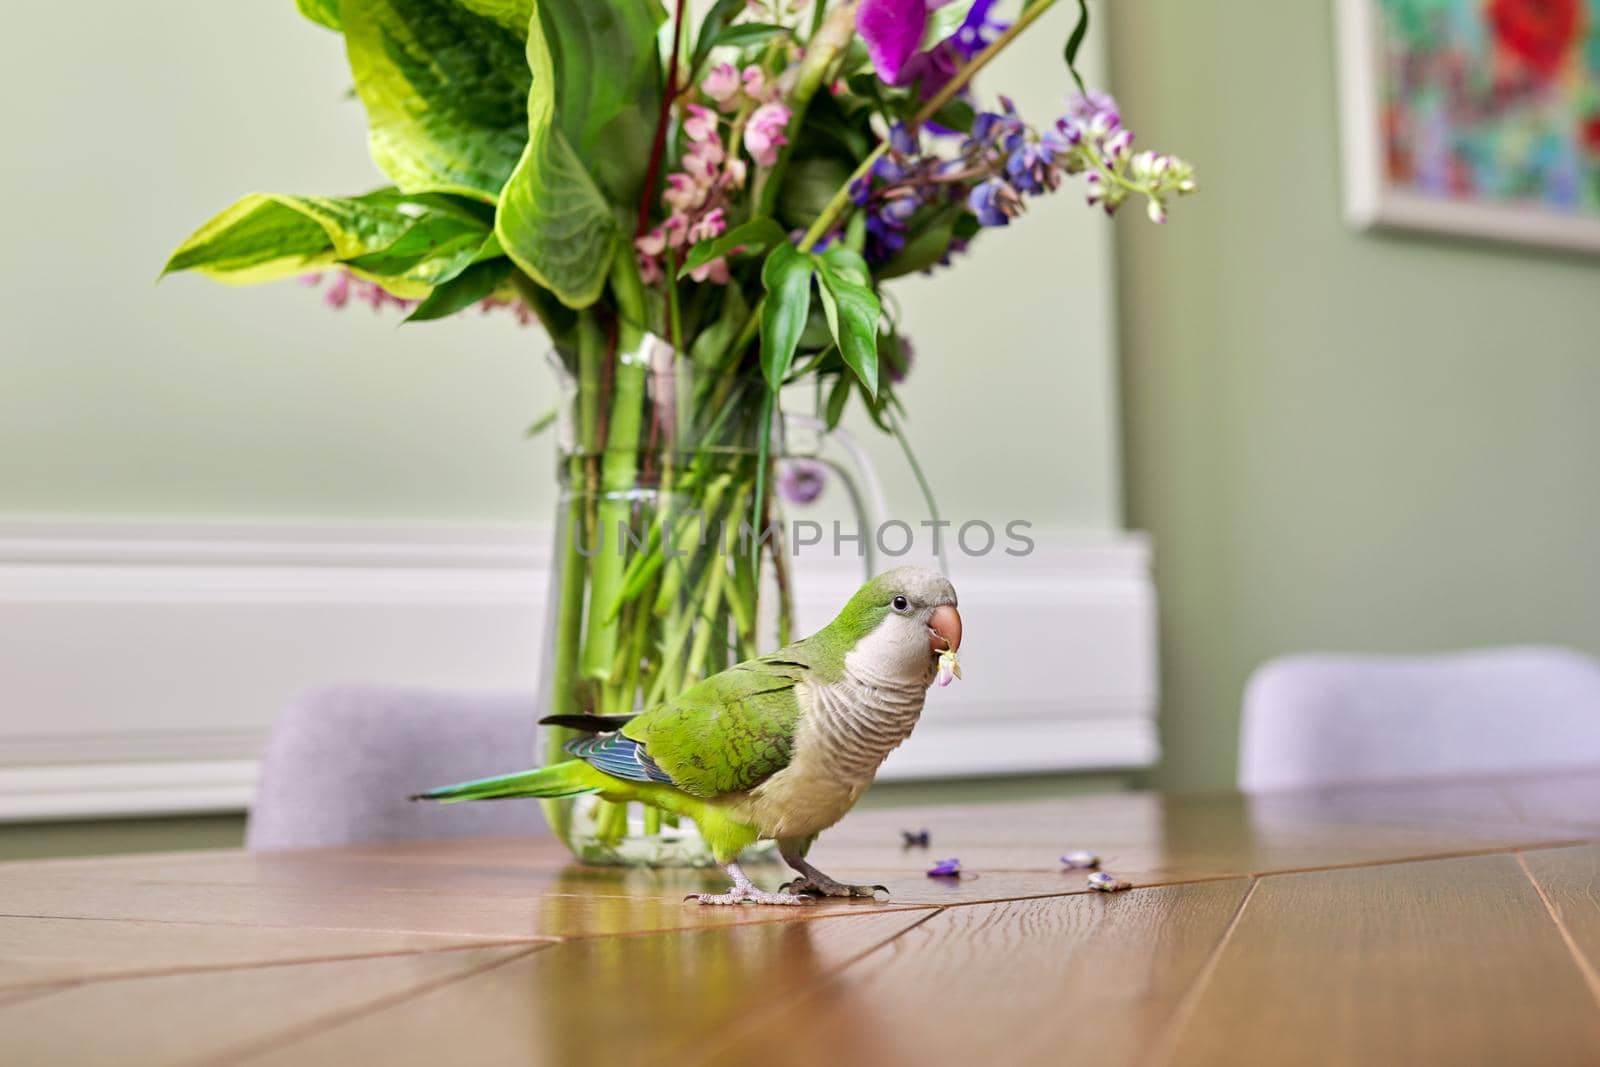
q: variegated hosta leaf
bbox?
[295,0,343,31]
[494,1,622,308]
[534,0,663,207]
[342,0,533,202]
[163,189,492,296]
[455,0,532,35]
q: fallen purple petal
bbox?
[927,857,961,877]
[902,828,931,847]
[1086,871,1130,892]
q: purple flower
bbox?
[968,178,1013,227]
[776,458,827,506]
[888,334,915,383]
[926,857,961,877]
[857,0,1002,89]
[901,828,931,847]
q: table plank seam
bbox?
[1514,851,1600,1014]
[195,944,549,1067]
[0,939,563,996]
[1242,837,1596,880]
[676,906,949,1067]
[1144,875,1261,1067]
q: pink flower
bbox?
[663,173,703,213]
[683,146,722,184]
[637,252,664,286]
[683,103,719,144]
[635,227,668,257]
[725,158,749,189]
[688,256,731,284]
[745,102,791,167]
[703,63,741,109]
[741,64,772,103]
[689,207,727,244]
[324,271,351,308]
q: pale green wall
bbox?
[1110,1,1600,790]
[1,4,1120,858]
[1,2,1117,531]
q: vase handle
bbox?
[781,413,888,578]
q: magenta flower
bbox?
[857,0,1001,90]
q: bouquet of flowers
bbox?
[164,0,1193,863]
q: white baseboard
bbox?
[0,519,1158,822]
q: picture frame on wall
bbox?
[1335,0,1600,253]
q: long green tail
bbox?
[410,759,604,803]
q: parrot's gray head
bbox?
[832,566,961,688]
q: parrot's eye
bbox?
[891,595,910,612]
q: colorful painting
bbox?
[1338,0,1600,250]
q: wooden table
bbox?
[5,773,1600,1065]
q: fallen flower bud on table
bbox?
[902,829,931,847]
[927,858,961,878]
[1087,871,1131,892]
[1061,850,1101,869]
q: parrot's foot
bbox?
[686,888,815,907]
[779,876,890,900]
[686,861,816,907]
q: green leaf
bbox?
[524,405,558,437]
[494,0,621,308]
[710,22,789,50]
[342,0,533,201]
[689,0,747,77]
[759,244,814,391]
[295,0,343,31]
[455,0,533,34]
[776,157,855,231]
[532,0,664,208]
[162,188,438,289]
[819,245,869,285]
[688,284,750,369]
[823,372,851,431]
[1063,0,1090,96]
[405,257,513,320]
[878,204,960,279]
[679,218,785,278]
[342,204,493,285]
[814,248,880,398]
[922,0,982,49]
[927,97,975,134]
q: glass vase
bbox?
[535,333,802,867]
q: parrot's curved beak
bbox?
[928,604,962,654]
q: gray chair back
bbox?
[1238,646,1600,792]
[246,684,549,849]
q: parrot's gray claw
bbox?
[779,877,891,901]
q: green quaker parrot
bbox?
[414,566,962,906]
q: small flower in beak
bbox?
[927,857,961,877]
[936,647,962,687]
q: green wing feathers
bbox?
[622,654,809,798]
